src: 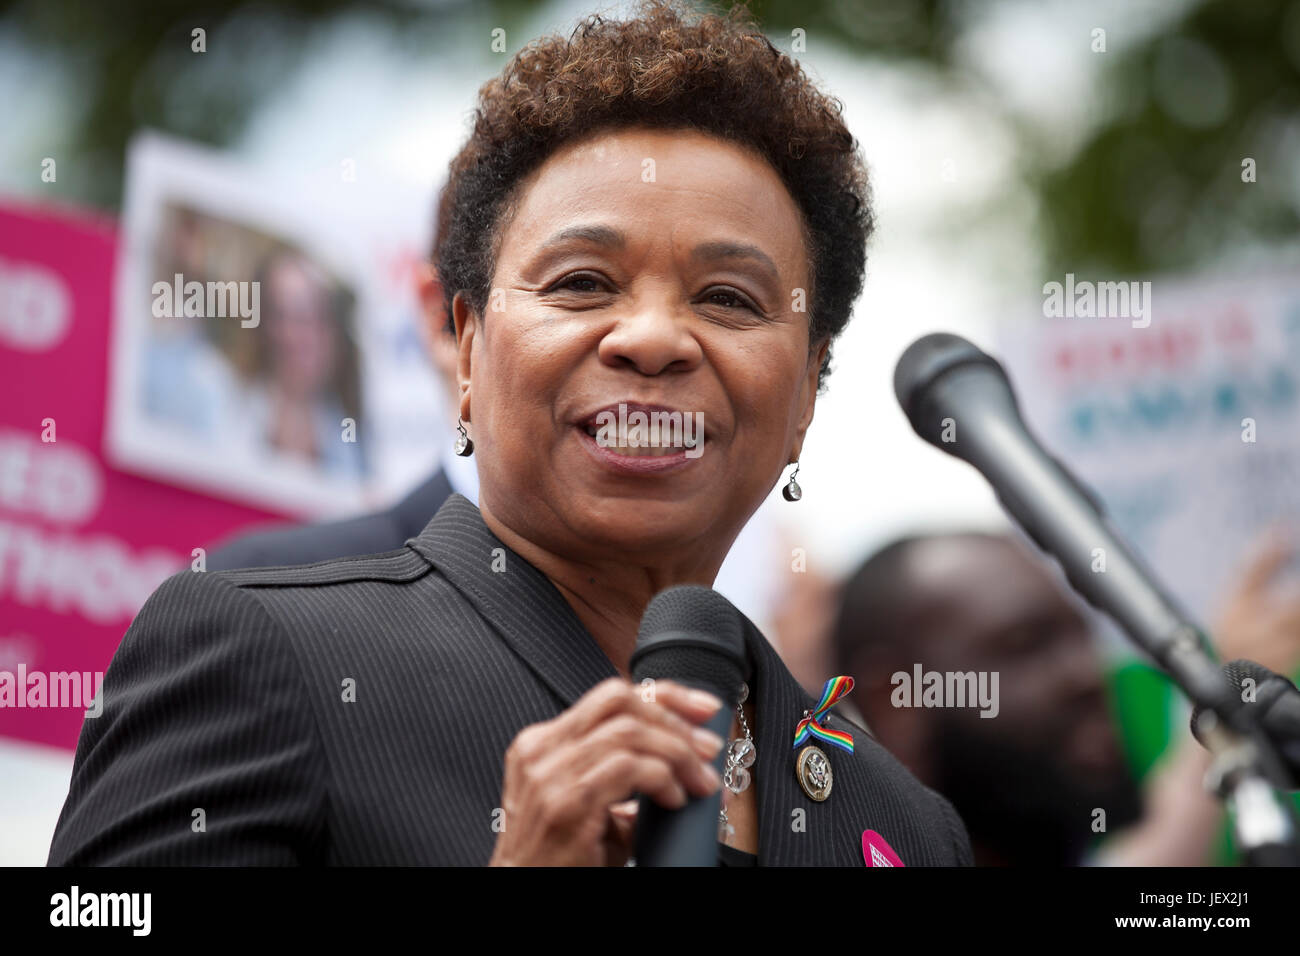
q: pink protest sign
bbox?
[0,201,286,750]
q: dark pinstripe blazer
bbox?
[48,494,973,866]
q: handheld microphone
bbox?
[629,585,749,867]
[893,332,1226,709]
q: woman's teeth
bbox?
[583,423,691,457]
[611,444,680,457]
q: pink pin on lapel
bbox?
[862,829,904,867]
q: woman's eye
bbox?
[703,288,755,311]
[549,273,605,294]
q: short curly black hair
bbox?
[434,0,872,388]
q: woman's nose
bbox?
[596,304,703,376]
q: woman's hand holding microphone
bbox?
[489,678,725,866]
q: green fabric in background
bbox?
[1108,659,1175,781]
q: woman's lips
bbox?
[574,425,701,474]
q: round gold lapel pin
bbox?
[796,744,833,801]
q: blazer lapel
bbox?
[746,616,877,866]
[745,617,825,866]
[407,494,619,707]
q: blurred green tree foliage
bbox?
[3,0,1297,277]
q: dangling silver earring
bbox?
[782,463,802,501]
[454,417,474,457]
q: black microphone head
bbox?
[1191,659,1299,743]
[893,332,1014,445]
[1191,659,1300,789]
[631,585,749,706]
[1222,659,1284,693]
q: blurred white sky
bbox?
[0,0,1197,864]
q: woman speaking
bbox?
[49,0,972,867]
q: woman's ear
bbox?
[451,290,478,422]
[788,339,830,463]
[417,261,446,339]
[418,263,463,416]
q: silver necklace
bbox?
[718,682,755,841]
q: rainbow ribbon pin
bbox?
[792,675,856,754]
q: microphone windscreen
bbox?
[1191,659,1300,756]
[893,332,1011,444]
[631,585,748,706]
[893,333,987,410]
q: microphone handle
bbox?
[899,335,1300,825]
[934,368,1300,806]
[633,703,731,867]
[931,368,1228,710]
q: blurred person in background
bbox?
[141,206,240,437]
[766,525,843,694]
[204,257,470,571]
[232,250,366,481]
[833,529,1300,866]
